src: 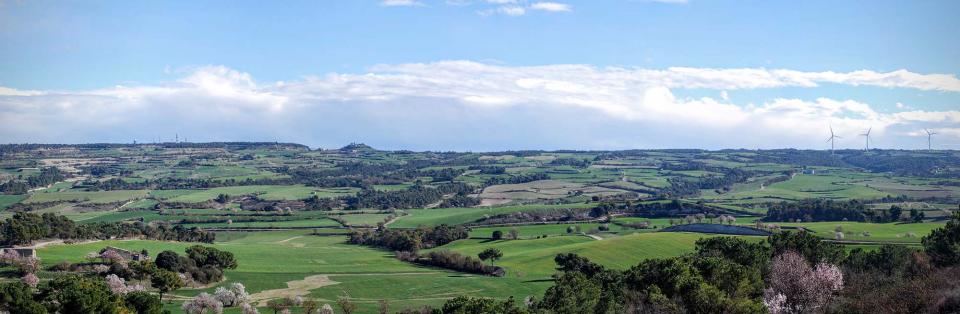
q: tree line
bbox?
[762,199,915,223]
[343,183,475,210]
[347,224,469,252]
[0,167,65,195]
[483,173,550,186]
[0,212,214,246]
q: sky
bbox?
[0,0,958,151]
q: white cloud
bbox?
[381,0,422,7]
[530,2,571,12]
[0,86,42,96]
[497,5,525,16]
[1,61,958,149]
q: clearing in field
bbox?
[248,275,340,305]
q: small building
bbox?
[1,248,36,259]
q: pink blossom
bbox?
[182,292,224,314]
[100,250,125,264]
[93,264,110,273]
[21,273,39,288]
[813,263,844,291]
[241,303,259,314]
[767,251,844,313]
[762,288,787,314]
[106,274,127,294]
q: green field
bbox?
[391,203,594,228]
[182,217,342,229]
[336,213,392,226]
[0,194,26,209]
[37,231,548,312]
[469,222,633,238]
[777,221,945,243]
[163,185,357,203]
[433,232,738,278]
[24,190,148,204]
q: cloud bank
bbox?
[1,61,958,150]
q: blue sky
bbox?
[0,0,958,150]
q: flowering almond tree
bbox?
[765,251,844,313]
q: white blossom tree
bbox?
[231,283,250,305]
[319,304,335,314]
[20,273,39,288]
[766,251,844,313]
[214,287,238,307]
[182,292,224,314]
[240,303,259,314]
[106,274,127,294]
[100,250,125,264]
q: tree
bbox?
[765,251,843,313]
[302,299,320,314]
[130,260,158,286]
[566,226,575,234]
[922,211,960,267]
[889,205,903,221]
[150,269,183,302]
[378,299,390,314]
[319,304,335,314]
[125,291,164,314]
[768,231,844,264]
[338,297,358,314]
[241,303,260,314]
[536,272,600,313]
[491,230,503,240]
[266,297,294,314]
[478,248,503,263]
[441,296,527,314]
[694,236,770,269]
[20,273,38,288]
[508,228,519,240]
[44,275,122,314]
[214,286,238,307]
[0,282,46,314]
[154,251,181,271]
[182,292,224,314]
[910,208,925,222]
[186,245,238,270]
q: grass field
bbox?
[391,203,594,228]
[336,213,392,226]
[702,173,891,202]
[36,231,549,313]
[163,186,357,203]
[433,232,739,278]
[181,218,342,229]
[776,221,945,243]
[24,190,148,204]
[468,222,633,238]
[0,194,26,210]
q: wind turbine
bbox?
[859,127,871,151]
[827,126,842,154]
[925,129,938,150]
